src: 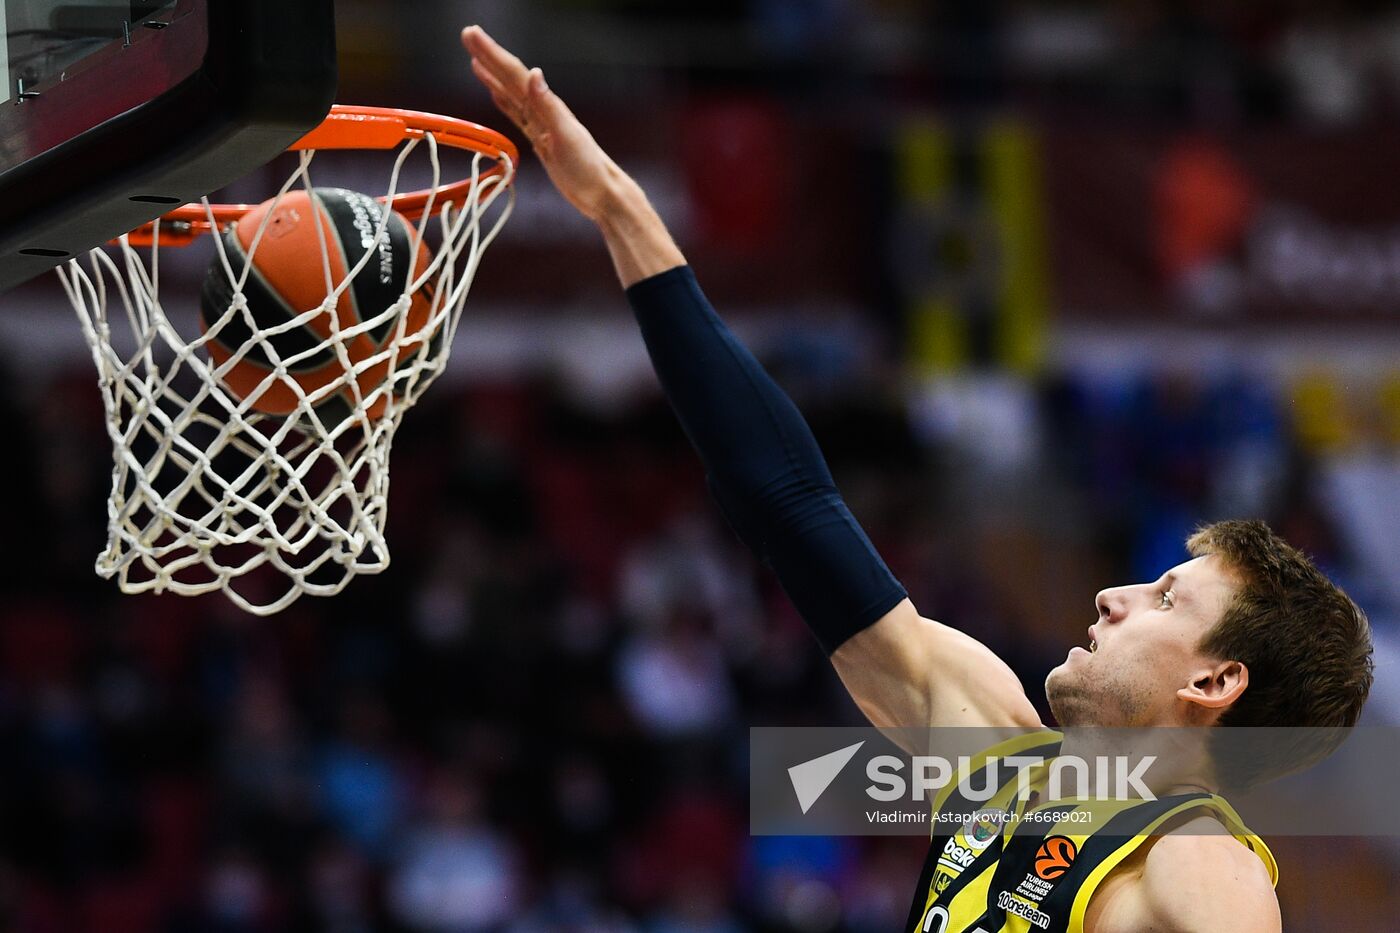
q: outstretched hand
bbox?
[463,24,685,286]
[462,25,623,223]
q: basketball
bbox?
[199,187,437,424]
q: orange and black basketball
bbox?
[199,187,437,425]
[1034,836,1078,880]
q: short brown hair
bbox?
[1187,520,1373,790]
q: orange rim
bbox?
[121,105,518,247]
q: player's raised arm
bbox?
[462,26,1041,731]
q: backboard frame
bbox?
[0,0,337,293]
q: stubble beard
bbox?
[1046,658,1151,728]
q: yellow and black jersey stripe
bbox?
[906,732,1277,933]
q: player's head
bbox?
[1045,519,1372,788]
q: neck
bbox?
[1050,727,1218,800]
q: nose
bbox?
[1095,587,1126,623]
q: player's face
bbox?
[1045,555,1240,727]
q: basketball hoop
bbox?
[57,105,518,615]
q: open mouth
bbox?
[1087,627,1098,654]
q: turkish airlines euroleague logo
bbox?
[1034,836,1078,880]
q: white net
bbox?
[57,130,514,615]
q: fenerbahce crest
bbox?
[932,809,1010,896]
[996,835,1078,930]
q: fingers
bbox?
[471,57,519,113]
[525,67,577,133]
[471,57,538,141]
[527,67,548,100]
[469,57,507,100]
[463,25,543,137]
[461,25,531,96]
[464,26,576,148]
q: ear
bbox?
[1177,660,1248,712]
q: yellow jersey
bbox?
[905,732,1278,933]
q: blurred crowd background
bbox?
[2,0,1400,930]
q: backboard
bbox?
[0,0,337,292]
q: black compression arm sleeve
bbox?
[626,265,908,655]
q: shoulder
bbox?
[1135,816,1280,932]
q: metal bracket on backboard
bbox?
[0,0,338,293]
